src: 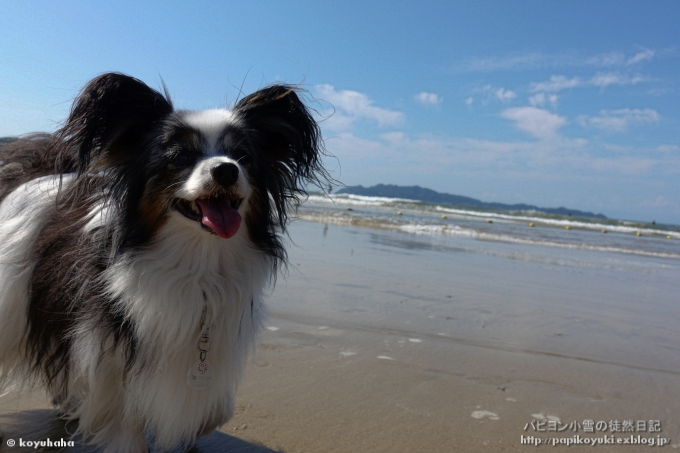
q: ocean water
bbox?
[298,193,680,261]
[285,194,680,374]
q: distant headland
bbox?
[336,184,608,219]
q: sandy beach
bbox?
[2,219,680,452]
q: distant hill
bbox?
[336,184,608,219]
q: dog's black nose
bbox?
[211,162,239,187]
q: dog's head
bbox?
[50,73,329,262]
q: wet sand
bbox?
[2,220,680,451]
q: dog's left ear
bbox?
[235,85,329,225]
[50,73,173,174]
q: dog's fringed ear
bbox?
[49,73,173,174]
[235,85,330,228]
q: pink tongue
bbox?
[195,198,242,239]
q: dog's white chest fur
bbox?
[81,216,269,450]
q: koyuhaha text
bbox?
[8,438,75,448]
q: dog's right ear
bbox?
[50,73,173,173]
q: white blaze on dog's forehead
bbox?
[183,109,237,149]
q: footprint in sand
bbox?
[471,410,499,421]
[531,413,560,422]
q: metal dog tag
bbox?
[187,360,214,391]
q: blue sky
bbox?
[1,1,679,223]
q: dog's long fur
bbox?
[0,73,329,452]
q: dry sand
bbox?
[2,220,680,452]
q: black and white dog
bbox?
[0,73,328,452]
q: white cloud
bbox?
[588,156,658,174]
[314,84,403,131]
[528,94,543,106]
[528,93,558,108]
[577,109,660,133]
[640,196,680,212]
[414,92,442,106]
[494,88,517,102]
[380,131,406,144]
[317,112,356,132]
[456,49,660,73]
[476,85,516,103]
[531,73,649,92]
[656,145,680,154]
[589,72,647,88]
[324,127,668,181]
[501,107,567,139]
[531,75,582,92]
[323,132,396,160]
[455,53,550,72]
[586,52,626,66]
[465,96,474,106]
[627,49,655,65]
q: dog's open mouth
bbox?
[174,194,243,238]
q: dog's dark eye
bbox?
[170,151,195,167]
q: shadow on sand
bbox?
[0,410,282,453]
